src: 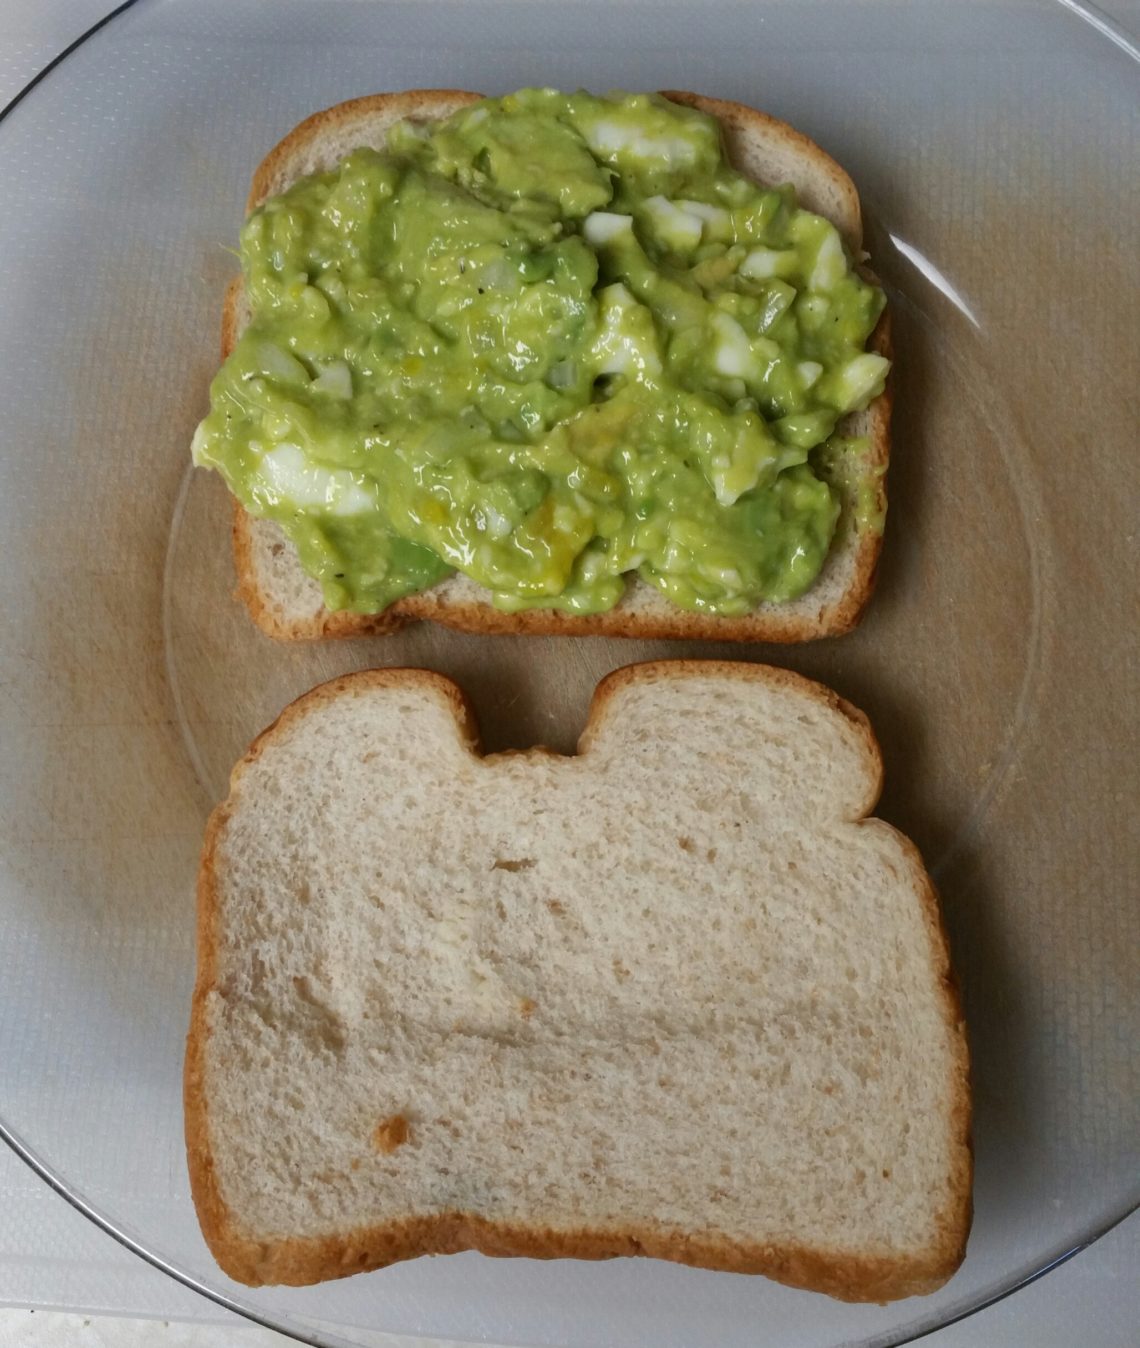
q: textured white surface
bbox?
[0,3,1136,1347]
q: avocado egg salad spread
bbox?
[191,90,889,617]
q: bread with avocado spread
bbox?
[192,90,892,640]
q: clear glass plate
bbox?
[1,2,1136,1345]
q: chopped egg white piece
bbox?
[809,227,847,292]
[710,312,757,379]
[256,342,310,385]
[583,212,635,245]
[834,353,891,410]
[584,120,698,166]
[740,247,799,280]
[259,443,374,515]
[578,549,606,582]
[642,196,703,251]
[310,360,353,398]
[478,505,513,539]
[675,199,733,239]
[591,283,663,378]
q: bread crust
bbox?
[213,89,892,642]
[185,661,971,1298]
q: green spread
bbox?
[191,89,888,616]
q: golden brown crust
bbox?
[183,796,227,1285]
[894,831,974,1270]
[195,1206,959,1302]
[185,661,971,1297]
[214,89,892,643]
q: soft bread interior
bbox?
[187,663,970,1296]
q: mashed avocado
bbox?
[192,89,888,616]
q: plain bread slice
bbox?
[185,660,971,1298]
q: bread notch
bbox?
[217,89,892,642]
[185,661,970,1299]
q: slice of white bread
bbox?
[185,661,970,1298]
[217,90,892,641]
